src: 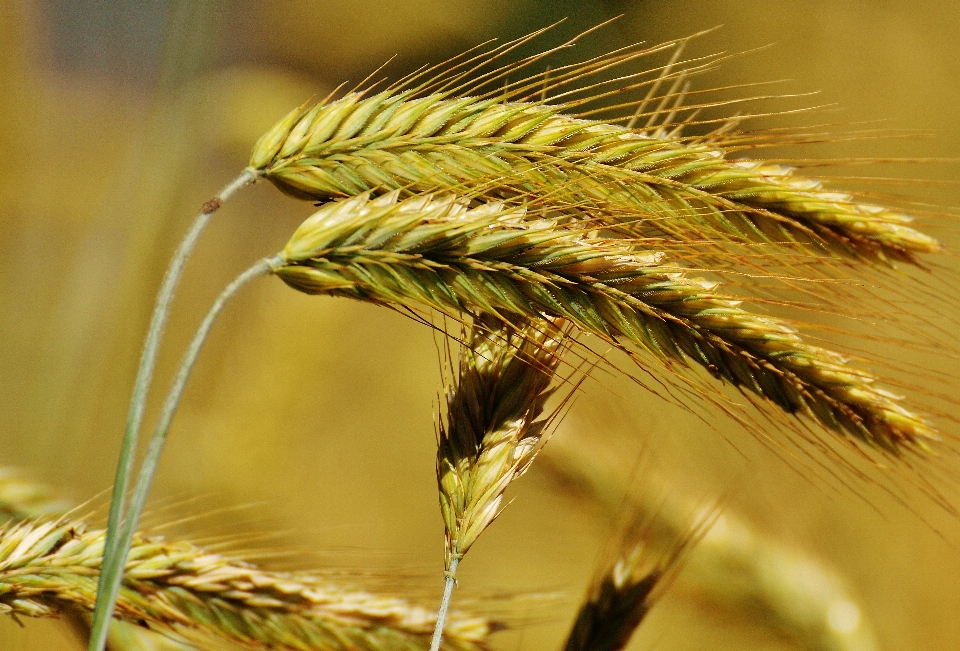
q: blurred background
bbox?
[2,1,960,649]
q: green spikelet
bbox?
[273,192,936,454]
[437,315,567,569]
[0,518,494,651]
[251,87,939,265]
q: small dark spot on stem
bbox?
[201,197,222,214]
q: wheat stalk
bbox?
[430,315,571,649]
[92,169,258,651]
[273,191,935,454]
[0,517,494,651]
[93,256,275,650]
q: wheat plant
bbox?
[46,19,951,651]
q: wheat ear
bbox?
[272,191,934,454]
[0,469,196,650]
[540,438,878,651]
[0,470,493,651]
[430,315,569,650]
[0,517,494,651]
[562,532,691,651]
[250,83,939,266]
[91,256,276,651]
[93,169,257,651]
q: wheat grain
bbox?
[273,191,934,454]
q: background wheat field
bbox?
[3,1,960,650]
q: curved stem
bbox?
[429,557,460,651]
[88,253,277,651]
[97,167,255,582]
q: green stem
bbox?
[97,167,255,580]
[88,251,275,651]
[429,557,460,651]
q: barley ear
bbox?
[273,192,936,455]
[563,517,697,651]
[249,35,941,267]
[429,315,571,651]
[0,517,495,651]
[438,315,568,568]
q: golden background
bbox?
[1,1,959,649]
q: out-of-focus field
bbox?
[2,1,960,649]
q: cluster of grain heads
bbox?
[88,24,948,651]
[274,191,935,454]
[539,437,878,651]
[0,517,495,651]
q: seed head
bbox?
[437,315,568,568]
[274,191,936,454]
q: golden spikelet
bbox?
[0,518,494,651]
[249,30,939,266]
[272,191,935,454]
[437,315,569,570]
